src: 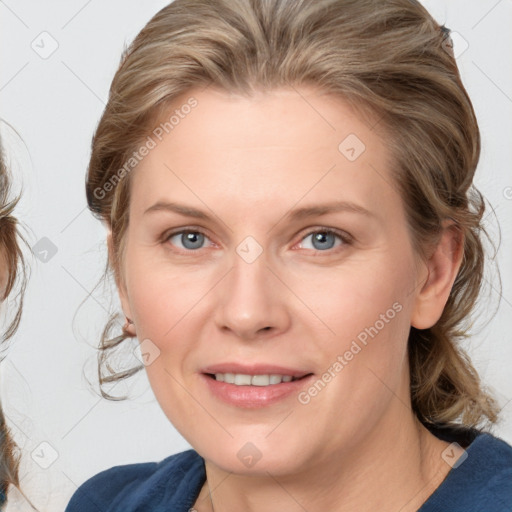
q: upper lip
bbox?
[201,363,312,378]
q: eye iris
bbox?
[312,231,335,250]
[182,231,204,250]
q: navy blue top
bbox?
[65,423,512,512]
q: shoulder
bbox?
[420,425,512,512]
[65,449,205,512]
[470,430,512,498]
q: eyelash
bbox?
[161,226,353,256]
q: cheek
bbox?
[291,264,413,450]
[126,251,211,343]
[124,257,207,429]
[294,250,415,405]
[291,252,415,348]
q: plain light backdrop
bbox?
[0,1,511,510]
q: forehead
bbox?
[147,85,386,155]
[130,85,399,221]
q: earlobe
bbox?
[411,221,464,330]
[122,316,137,337]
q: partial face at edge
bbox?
[0,247,8,300]
[112,85,456,475]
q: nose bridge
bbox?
[231,244,268,300]
[214,239,288,338]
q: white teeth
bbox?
[269,375,282,385]
[234,374,252,385]
[213,373,297,386]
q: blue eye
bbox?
[167,230,212,251]
[299,229,347,251]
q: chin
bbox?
[192,435,307,476]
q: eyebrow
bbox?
[144,200,375,221]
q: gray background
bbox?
[0,1,511,510]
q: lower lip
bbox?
[200,373,314,408]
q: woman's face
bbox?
[116,85,431,474]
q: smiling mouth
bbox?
[205,373,313,386]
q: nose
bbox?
[213,248,291,341]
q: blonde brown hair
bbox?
[0,134,29,507]
[86,0,501,428]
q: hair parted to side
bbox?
[0,134,29,508]
[86,0,501,428]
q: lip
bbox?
[199,365,315,409]
[200,362,311,378]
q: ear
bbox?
[107,228,136,337]
[411,221,464,330]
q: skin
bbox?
[112,85,465,512]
